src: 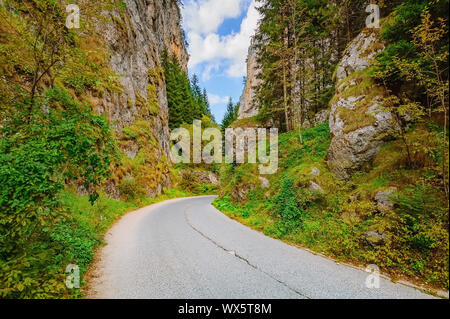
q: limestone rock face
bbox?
[98,0,188,197]
[327,29,394,180]
[238,40,261,119]
[335,31,380,82]
[101,0,187,135]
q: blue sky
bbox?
[181,0,260,122]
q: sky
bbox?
[181,0,261,123]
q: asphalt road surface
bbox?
[89,196,433,299]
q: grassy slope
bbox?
[213,123,449,290]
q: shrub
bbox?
[179,171,201,193]
[119,177,146,200]
[0,88,115,298]
[270,178,303,231]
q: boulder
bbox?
[309,181,324,193]
[374,187,398,211]
[310,167,321,176]
[364,230,388,246]
[327,29,395,180]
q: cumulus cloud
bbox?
[208,93,229,105]
[182,0,244,35]
[182,0,260,78]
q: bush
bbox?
[0,88,115,298]
[179,171,200,193]
[270,178,303,231]
[119,177,146,200]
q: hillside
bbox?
[217,0,449,290]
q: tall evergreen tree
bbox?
[254,0,367,132]
[163,54,211,129]
[221,98,239,131]
[202,88,215,122]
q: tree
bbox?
[202,88,215,122]
[375,1,449,202]
[391,9,449,200]
[163,54,211,129]
[221,98,239,131]
[0,0,75,122]
[254,0,357,132]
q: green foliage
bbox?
[0,87,116,298]
[179,171,201,193]
[197,184,218,195]
[221,98,239,130]
[270,178,303,232]
[376,0,448,100]
[177,171,217,195]
[162,53,213,129]
[375,0,449,196]
[0,186,194,299]
[0,87,114,253]
[119,177,146,200]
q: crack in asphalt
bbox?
[184,206,311,299]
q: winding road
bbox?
[88,196,432,299]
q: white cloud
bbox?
[182,0,245,35]
[208,93,229,105]
[183,0,261,78]
[201,62,221,81]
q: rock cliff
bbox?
[238,39,261,119]
[99,0,188,197]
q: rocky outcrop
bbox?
[98,0,188,197]
[308,181,324,193]
[101,0,187,136]
[238,39,261,119]
[258,176,270,188]
[327,29,394,180]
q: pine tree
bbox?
[163,53,211,129]
[221,98,238,131]
[202,88,215,122]
[254,0,367,131]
